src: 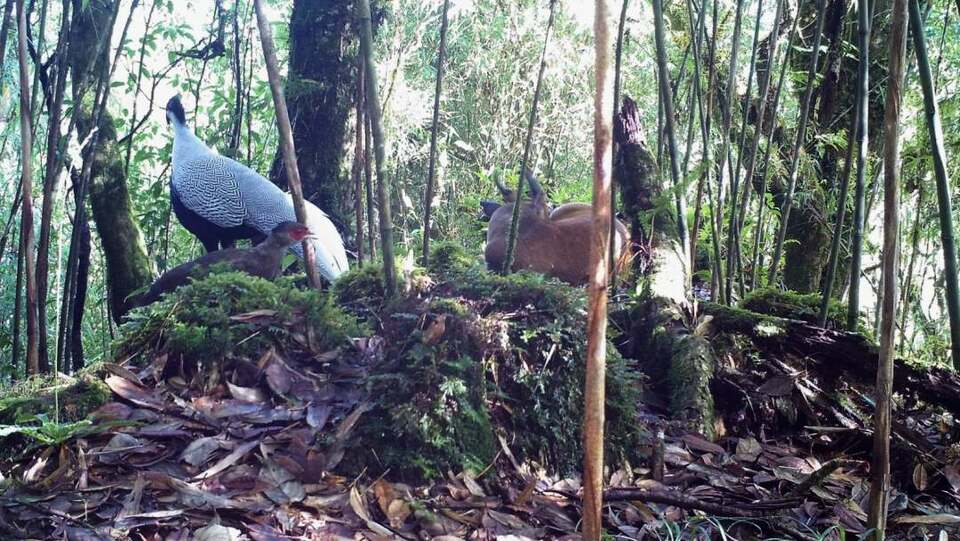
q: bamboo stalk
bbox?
[16,0,40,374]
[715,0,746,304]
[421,0,450,266]
[654,0,689,277]
[253,0,322,289]
[503,0,557,275]
[355,0,397,295]
[725,0,766,302]
[908,0,960,370]
[866,0,907,533]
[352,58,365,264]
[848,0,872,331]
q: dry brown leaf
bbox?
[680,434,725,455]
[735,437,762,462]
[227,382,267,403]
[944,464,960,492]
[105,375,166,411]
[180,436,222,468]
[194,440,258,480]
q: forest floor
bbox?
[1,253,959,540]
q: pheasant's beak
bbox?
[303,233,320,241]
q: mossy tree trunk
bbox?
[616,97,716,438]
[783,0,845,294]
[270,0,358,233]
[68,0,154,322]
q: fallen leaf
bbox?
[105,376,166,411]
[735,437,762,462]
[227,382,267,403]
[194,440,258,480]
[194,523,244,541]
[181,437,222,468]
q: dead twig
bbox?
[601,487,800,518]
[786,458,860,498]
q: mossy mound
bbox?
[0,368,111,425]
[118,271,363,382]
[107,253,645,481]
[741,288,847,330]
[334,242,646,478]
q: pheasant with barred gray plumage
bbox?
[165,95,348,282]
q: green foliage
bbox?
[0,419,98,447]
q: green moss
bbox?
[339,255,647,479]
[741,288,846,330]
[332,263,386,306]
[668,336,715,438]
[0,366,111,425]
[427,241,475,275]
[119,270,363,369]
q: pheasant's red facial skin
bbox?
[290,226,310,242]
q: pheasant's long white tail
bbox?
[290,201,349,282]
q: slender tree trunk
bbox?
[245,24,254,165]
[583,6,613,539]
[70,215,89,372]
[0,0,15,94]
[726,0,772,300]
[909,0,960,369]
[818,103,859,325]
[503,0,556,275]
[866,0,906,532]
[421,0,450,266]
[0,179,22,266]
[12,232,24,374]
[364,111,376,259]
[686,0,706,274]
[653,0,689,277]
[16,0,40,375]
[749,15,798,288]
[898,185,923,352]
[228,0,244,155]
[254,0,321,289]
[848,0,872,331]
[36,0,71,374]
[352,62,365,264]
[767,0,827,284]
[609,0,628,280]
[356,0,397,296]
[715,0,745,304]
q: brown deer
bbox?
[483,172,630,285]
